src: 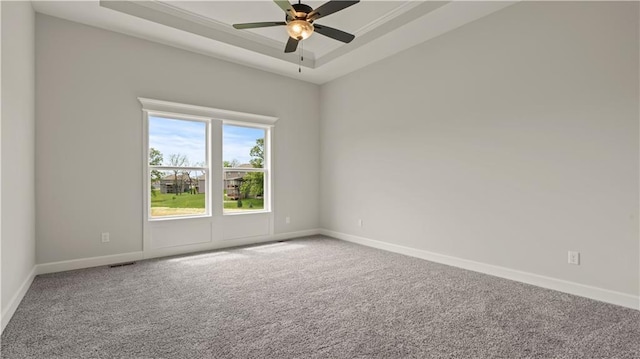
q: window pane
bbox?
[151,169,206,217]
[223,170,264,212]
[223,125,265,169]
[149,116,206,167]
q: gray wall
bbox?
[35,14,320,264]
[320,2,639,295]
[1,1,36,317]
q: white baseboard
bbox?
[144,228,322,259]
[36,229,322,274]
[320,229,640,311]
[271,228,321,241]
[1,266,37,333]
[37,251,145,275]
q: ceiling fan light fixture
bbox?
[232,0,359,54]
[286,19,313,40]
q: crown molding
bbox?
[100,0,316,68]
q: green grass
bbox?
[151,192,205,208]
[224,198,264,210]
[151,192,264,211]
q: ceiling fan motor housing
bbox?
[287,3,314,22]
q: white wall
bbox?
[320,2,639,296]
[35,14,320,264]
[1,1,36,327]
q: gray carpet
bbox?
[2,236,639,358]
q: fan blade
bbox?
[308,1,359,21]
[284,37,299,53]
[233,22,286,30]
[274,0,296,17]
[313,24,355,43]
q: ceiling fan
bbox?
[233,0,359,53]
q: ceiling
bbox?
[32,1,516,84]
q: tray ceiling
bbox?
[32,1,516,84]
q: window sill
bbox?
[223,210,271,216]
[148,214,211,222]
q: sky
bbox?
[148,116,264,166]
[222,124,265,165]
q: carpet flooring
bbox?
[2,236,639,358]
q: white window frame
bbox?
[222,122,272,215]
[139,98,277,222]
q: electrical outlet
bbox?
[101,232,110,243]
[285,216,290,224]
[358,219,363,227]
[568,251,580,265]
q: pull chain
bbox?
[298,41,304,73]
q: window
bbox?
[140,97,277,223]
[223,124,269,213]
[148,116,209,219]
